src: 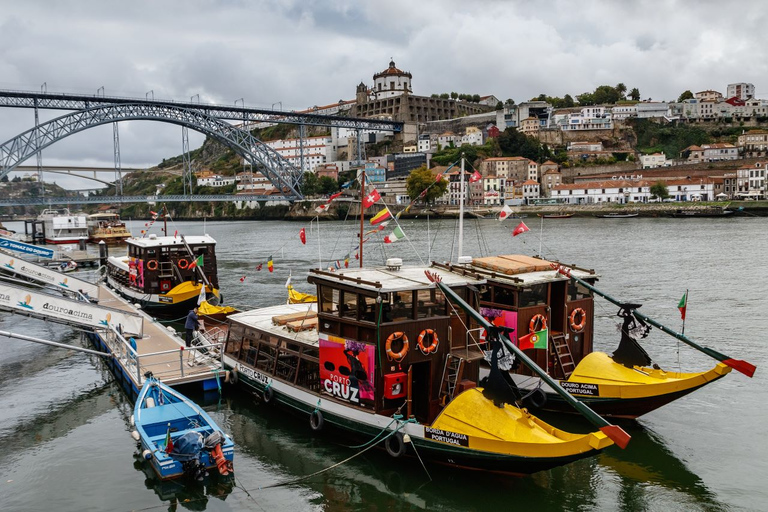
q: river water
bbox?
[1,215,766,512]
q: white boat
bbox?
[88,212,132,244]
[37,208,89,244]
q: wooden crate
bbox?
[272,311,317,325]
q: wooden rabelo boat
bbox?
[435,255,755,419]
[222,261,630,474]
[106,234,220,315]
[88,212,132,244]
[133,376,234,480]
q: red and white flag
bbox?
[498,205,514,221]
[512,221,530,237]
[327,192,342,203]
[299,227,306,245]
[362,189,381,208]
[239,275,246,283]
[469,170,482,183]
[315,203,329,214]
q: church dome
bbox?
[374,60,412,80]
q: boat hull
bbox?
[107,276,216,316]
[227,360,609,475]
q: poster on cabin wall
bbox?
[319,333,375,406]
[480,308,518,344]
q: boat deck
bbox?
[96,285,224,389]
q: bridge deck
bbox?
[96,285,222,388]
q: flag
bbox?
[299,228,306,245]
[362,189,381,208]
[267,256,273,272]
[518,329,548,350]
[240,275,246,282]
[164,423,174,454]
[512,221,530,237]
[370,208,392,225]
[341,180,353,189]
[498,204,514,221]
[285,275,292,288]
[435,172,444,182]
[150,210,157,216]
[255,263,262,271]
[187,254,204,269]
[678,292,687,320]
[469,170,482,183]
[344,257,349,268]
[315,204,329,214]
[327,192,342,202]
[197,285,206,306]
[384,226,405,244]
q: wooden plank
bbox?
[273,310,317,325]
[286,317,318,332]
[500,255,553,271]
[472,256,532,275]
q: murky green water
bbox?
[1,215,766,511]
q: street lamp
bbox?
[41,82,47,94]
[146,90,154,101]
[97,86,105,97]
[190,94,200,103]
[272,101,282,111]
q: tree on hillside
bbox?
[576,92,595,106]
[495,101,504,110]
[450,92,458,100]
[629,87,641,101]
[505,98,516,107]
[300,172,319,197]
[563,94,575,107]
[497,128,553,162]
[406,166,448,204]
[318,176,339,195]
[650,181,669,201]
[615,83,627,100]
[678,90,694,102]
[593,85,621,104]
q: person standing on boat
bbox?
[184,307,200,348]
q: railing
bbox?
[103,326,223,387]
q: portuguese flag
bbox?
[678,292,687,320]
[187,254,204,269]
[518,328,548,350]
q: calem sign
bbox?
[319,333,375,406]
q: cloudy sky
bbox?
[2,0,767,188]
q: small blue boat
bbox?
[132,376,234,480]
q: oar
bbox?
[425,271,630,449]
[552,264,756,378]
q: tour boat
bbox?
[132,376,234,480]
[436,255,754,419]
[539,213,573,219]
[221,262,629,475]
[106,234,221,315]
[36,208,89,244]
[669,207,734,218]
[88,212,132,244]
[595,212,639,218]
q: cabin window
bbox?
[493,286,516,307]
[520,284,547,307]
[568,281,592,301]
[480,286,492,303]
[319,286,339,315]
[341,291,358,320]
[359,295,378,323]
[255,344,277,373]
[391,291,413,321]
[417,289,437,318]
[275,347,299,382]
[225,324,244,358]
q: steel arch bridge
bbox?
[0,103,305,199]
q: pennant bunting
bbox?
[370,208,392,225]
[267,256,274,273]
[299,227,306,245]
[344,257,349,268]
[512,221,530,237]
[173,230,178,237]
[315,204,329,214]
[362,189,381,208]
[240,275,246,282]
[384,226,405,244]
[435,172,444,182]
[327,192,342,202]
[255,263,262,271]
[498,204,514,221]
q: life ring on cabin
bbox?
[569,308,586,332]
[385,332,409,361]
[146,260,158,271]
[309,410,324,432]
[177,258,189,269]
[263,386,274,404]
[385,432,407,458]
[416,329,439,355]
[529,314,547,333]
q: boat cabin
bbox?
[223,264,486,425]
[435,255,598,380]
[107,234,218,296]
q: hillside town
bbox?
[189,60,767,209]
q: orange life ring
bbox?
[569,308,586,332]
[146,260,158,271]
[177,258,189,269]
[529,314,547,333]
[385,332,409,361]
[417,329,439,355]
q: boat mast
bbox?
[162,204,168,236]
[458,154,465,260]
[360,169,365,268]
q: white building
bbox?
[461,126,484,146]
[552,178,715,204]
[727,83,755,100]
[736,163,766,199]
[482,176,503,206]
[567,141,603,152]
[557,107,613,131]
[372,60,413,100]
[640,153,669,169]
[612,104,637,120]
[681,143,739,163]
[264,135,334,172]
[417,135,432,153]
[636,102,670,119]
[197,174,236,187]
[437,132,459,149]
[521,180,540,202]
